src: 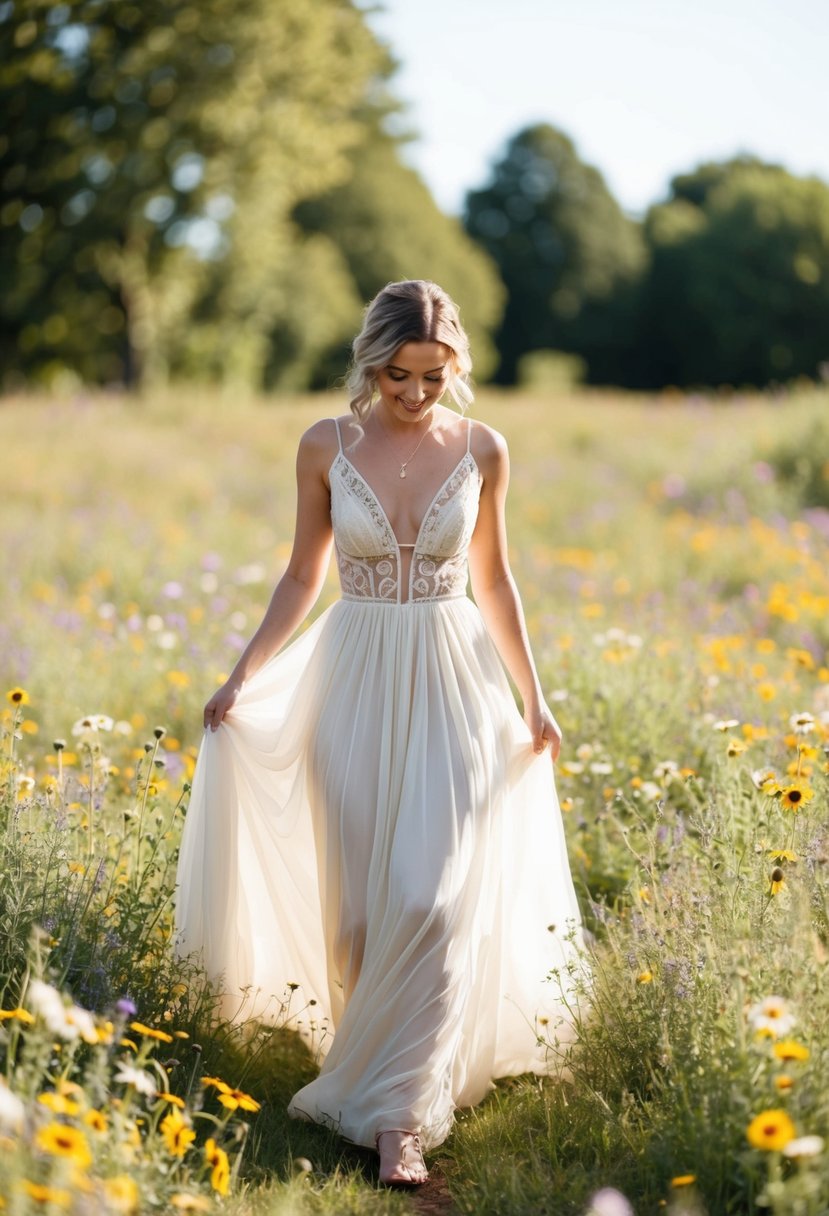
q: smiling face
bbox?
[375,341,453,424]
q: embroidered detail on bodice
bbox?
[329,451,481,604]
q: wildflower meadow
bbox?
[1,383,828,1214]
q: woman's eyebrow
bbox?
[386,363,447,374]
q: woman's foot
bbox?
[375,1128,428,1186]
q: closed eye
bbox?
[389,374,444,383]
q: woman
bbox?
[175,280,586,1186]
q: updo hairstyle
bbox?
[346,280,473,423]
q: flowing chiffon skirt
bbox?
[175,595,586,1149]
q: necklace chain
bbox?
[374,411,435,479]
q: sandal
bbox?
[375,1127,429,1186]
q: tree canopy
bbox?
[294,130,504,387]
[463,124,646,384]
[4,7,828,398]
[638,158,829,387]
[1,0,386,388]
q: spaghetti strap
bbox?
[333,417,344,454]
[466,416,473,454]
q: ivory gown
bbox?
[175,417,586,1150]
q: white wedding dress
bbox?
[175,417,586,1150]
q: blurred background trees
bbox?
[636,157,829,388]
[464,124,646,387]
[293,124,504,388]
[463,133,829,391]
[1,0,392,389]
[1,0,828,394]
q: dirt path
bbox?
[408,1163,458,1215]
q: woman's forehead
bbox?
[388,341,451,372]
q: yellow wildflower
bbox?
[35,1123,93,1169]
[19,1182,70,1207]
[129,1020,174,1043]
[0,1008,34,1024]
[671,1175,696,1187]
[96,1020,115,1044]
[160,1107,196,1157]
[636,970,654,984]
[201,1074,228,1091]
[773,1040,809,1062]
[103,1176,140,1213]
[768,849,797,862]
[6,688,29,706]
[780,781,815,811]
[726,737,748,757]
[155,1091,186,1109]
[205,1137,231,1195]
[217,1085,261,1113]
[54,1078,83,1098]
[786,648,815,670]
[84,1109,108,1133]
[769,868,785,896]
[746,1109,796,1151]
[775,1075,794,1091]
[38,1091,81,1117]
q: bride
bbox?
[175,279,586,1186]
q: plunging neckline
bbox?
[331,450,478,553]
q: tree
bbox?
[294,131,504,386]
[638,159,829,387]
[463,124,646,384]
[0,0,387,389]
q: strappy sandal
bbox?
[375,1128,429,1186]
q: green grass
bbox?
[1,382,828,1212]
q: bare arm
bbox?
[204,421,335,730]
[468,425,561,759]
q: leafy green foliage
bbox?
[295,132,505,384]
[463,124,646,384]
[0,0,386,390]
[638,158,829,388]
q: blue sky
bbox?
[364,0,829,218]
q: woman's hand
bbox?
[524,701,562,762]
[203,681,242,732]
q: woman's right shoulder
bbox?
[299,417,341,455]
[297,415,353,475]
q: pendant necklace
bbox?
[375,412,435,478]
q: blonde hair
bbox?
[346,280,474,423]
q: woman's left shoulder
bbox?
[468,418,508,472]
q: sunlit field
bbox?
[1,384,828,1214]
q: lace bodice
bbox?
[329,421,481,604]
